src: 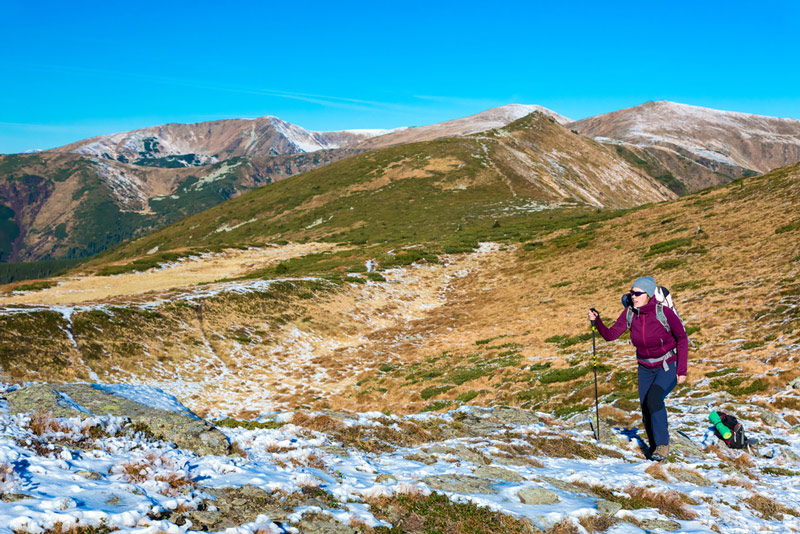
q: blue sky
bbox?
[1,0,798,153]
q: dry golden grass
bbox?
[28,524,117,534]
[0,463,14,485]
[153,471,198,495]
[547,518,580,534]
[0,243,337,306]
[705,443,756,472]
[578,514,617,533]
[645,462,669,481]
[720,477,755,490]
[524,435,626,460]
[625,485,699,521]
[744,493,800,520]
[119,453,196,496]
[574,482,698,521]
[291,413,347,433]
[28,411,70,436]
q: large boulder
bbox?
[5,383,230,456]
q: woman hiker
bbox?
[588,276,688,461]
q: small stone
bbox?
[404,453,437,465]
[76,470,102,480]
[638,518,681,531]
[518,487,560,505]
[375,473,397,483]
[231,498,247,506]
[787,377,800,390]
[105,496,122,505]
[596,499,622,516]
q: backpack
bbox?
[622,285,694,347]
[713,412,748,449]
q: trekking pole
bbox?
[590,308,600,442]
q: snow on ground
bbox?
[2,382,799,534]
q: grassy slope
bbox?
[0,149,357,265]
[0,162,797,421]
[348,162,800,416]
[86,112,664,272]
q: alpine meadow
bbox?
[1,100,800,534]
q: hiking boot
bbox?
[650,445,669,462]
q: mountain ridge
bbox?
[570,100,800,192]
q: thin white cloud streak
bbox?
[2,62,424,115]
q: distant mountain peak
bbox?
[570,101,800,184]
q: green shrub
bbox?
[775,219,800,234]
[420,385,453,400]
[654,258,687,270]
[455,391,479,403]
[544,332,592,349]
[539,366,591,384]
[706,367,737,378]
[448,367,491,385]
[15,280,56,292]
[644,238,693,257]
[365,272,386,282]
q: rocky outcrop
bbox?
[5,383,230,456]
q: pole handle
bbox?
[589,307,598,329]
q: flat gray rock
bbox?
[486,407,541,427]
[450,444,490,465]
[638,518,681,531]
[404,452,437,465]
[472,465,524,482]
[6,383,230,456]
[540,475,599,498]
[518,487,559,505]
[421,474,498,494]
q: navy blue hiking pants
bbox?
[638,361,677,448]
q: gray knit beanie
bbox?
[632,276,657,297]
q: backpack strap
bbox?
[655,303,672,335]
[626,306,634,331]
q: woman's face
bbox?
[630,286,651,307]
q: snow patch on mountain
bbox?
[92,160,149,211]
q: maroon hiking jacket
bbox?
[595,299,688,376]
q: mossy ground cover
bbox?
[367,492,534,534]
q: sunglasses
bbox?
[629,290,648,297]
